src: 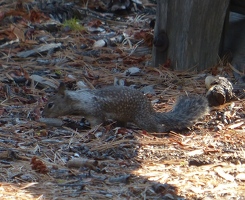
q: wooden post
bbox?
[152,0,230,71]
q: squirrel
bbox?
[42,83,209,132]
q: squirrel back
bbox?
[42,84,209,132]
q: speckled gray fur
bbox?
[43,86,209,132]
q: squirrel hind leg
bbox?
[86,116,104,128]
[114,121,127,127]
[134,116,164,133]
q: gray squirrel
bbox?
[42,83,209,132]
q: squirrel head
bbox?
[42,83,71,118]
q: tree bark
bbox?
[152,0,230,71]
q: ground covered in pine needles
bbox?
[0,0,245,199]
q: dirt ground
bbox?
[0,1,245,199]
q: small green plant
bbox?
[62,18,85,31]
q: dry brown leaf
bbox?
[10,24,25,41]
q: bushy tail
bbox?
[156,96,209,131]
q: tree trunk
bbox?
[152,0,230,71]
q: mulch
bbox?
[0,0,244,199]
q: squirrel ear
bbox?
[57,82,66,95]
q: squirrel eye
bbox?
[47,102,54,109]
